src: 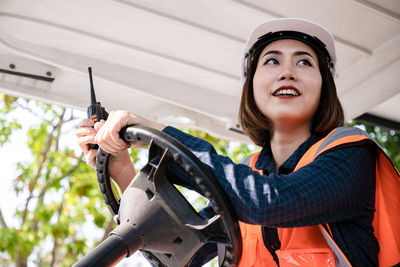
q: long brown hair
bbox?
[239,42,344,146]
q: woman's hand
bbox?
[75,111,165,193]
[75,118,134,193]
[93,110,165,153]
[76,118,99,168]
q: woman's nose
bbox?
[278,65,296,81]
[280,75,295,81]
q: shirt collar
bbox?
[255,134,321,174]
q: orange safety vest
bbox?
[237,127,400,267]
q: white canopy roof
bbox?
[0,0,399,142]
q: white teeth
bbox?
[273,89,299,96]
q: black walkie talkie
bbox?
[87,67,109,149]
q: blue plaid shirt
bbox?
[163,126,378,266]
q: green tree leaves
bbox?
[350,122,400,170]
[0,94,21,146]
[0,95,111,266]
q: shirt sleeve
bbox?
[162,126,376,228]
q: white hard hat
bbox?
[241,18,337,85]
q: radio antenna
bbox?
[88,67,97,104]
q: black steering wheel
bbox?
[87,125,241,266]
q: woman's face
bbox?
[252,39,322,131]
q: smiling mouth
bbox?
[272,87,301,96]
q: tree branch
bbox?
[21,109,66,224]
[16,102,46,121]
[32,159,82,233]
[50,201,64,267]
[0,208,8,229]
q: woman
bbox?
[76,18,400,266]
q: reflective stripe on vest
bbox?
[237,127,400,267]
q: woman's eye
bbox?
[264,58,279,65]
[298,59,312,66]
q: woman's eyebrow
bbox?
[262,50,281,58]
[294,51,315,59]
[262,50,315,59]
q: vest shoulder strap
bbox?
[295,127,372,171]
[239,153,256,166]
